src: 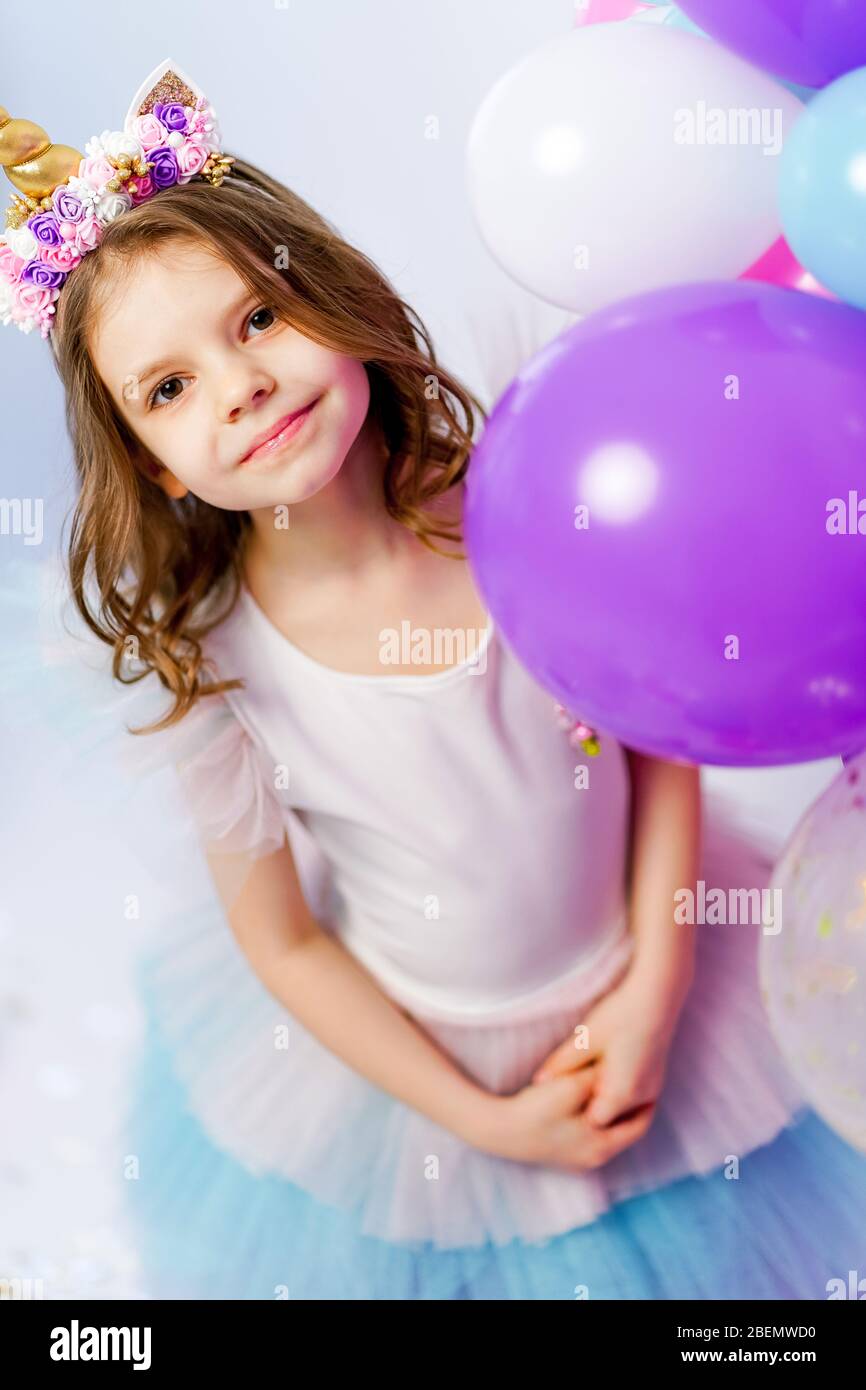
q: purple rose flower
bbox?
[28,211,63,248]
[147,145,180,190]
[153,102,188,133]
[20,258,67,289]
[52,187,85,224]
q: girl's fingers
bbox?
[602,1098,656,1127]
[591,1103,656,1160]
[531,1036,599,1084]
[548,1068,600,1111]
[585,1087,641,1127]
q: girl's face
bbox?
[89,242,372,509]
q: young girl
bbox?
[4,64,866,1301]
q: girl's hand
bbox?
[529,972,683,1129]
[477,1066,656,1170]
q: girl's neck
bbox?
[243,413,410,586]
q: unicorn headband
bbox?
[0,58,233,340]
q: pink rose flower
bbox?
[13,278,58,319]
[175,137,209,182]
[129,173,156,204]
[74,217,103,254]
[79,155,116,192]
[41,240,83,274]
[128,113,170,153]
[0,243,26,283]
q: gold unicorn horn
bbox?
[0,104,83,226]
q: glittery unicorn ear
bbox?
[123,58,208,136]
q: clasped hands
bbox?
[530,970,680,1131]
[471,966,690,1171]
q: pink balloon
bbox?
[740,236,835,300]
[573,0,654,25]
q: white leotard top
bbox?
[200,586,634,1025]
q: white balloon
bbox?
[466,24,803,314]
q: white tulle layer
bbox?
[139,806,808,1250]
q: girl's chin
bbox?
[239,460,345,509]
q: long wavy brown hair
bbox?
[48,154,487,734]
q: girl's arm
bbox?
[528,749,701,1125]
[216,835,499,1149]
[622,748,701,1020]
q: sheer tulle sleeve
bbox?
[117,689,290,916]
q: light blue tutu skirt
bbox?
[121,963,866,1301]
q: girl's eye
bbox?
[248,306,276,334]
[147,306,278,410]
[148,375,190,410]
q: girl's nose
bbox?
[225,383,271,424]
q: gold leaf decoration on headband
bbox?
[200,153,235,187]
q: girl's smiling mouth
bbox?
[239,396,320,465]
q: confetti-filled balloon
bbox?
[760,751,866,1153]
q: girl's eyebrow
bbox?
[128,355,178,394]
[122,289,256,403]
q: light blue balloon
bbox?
[779,66,866,310]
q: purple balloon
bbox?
[677,0,866,88]
[464,281,866,767]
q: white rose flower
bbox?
[93,190,133,225]
[4,224,39,261]
[85,129,144,164]
[0,280,14,320]
[104,130,145,164]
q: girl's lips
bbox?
[240,397,319,464]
